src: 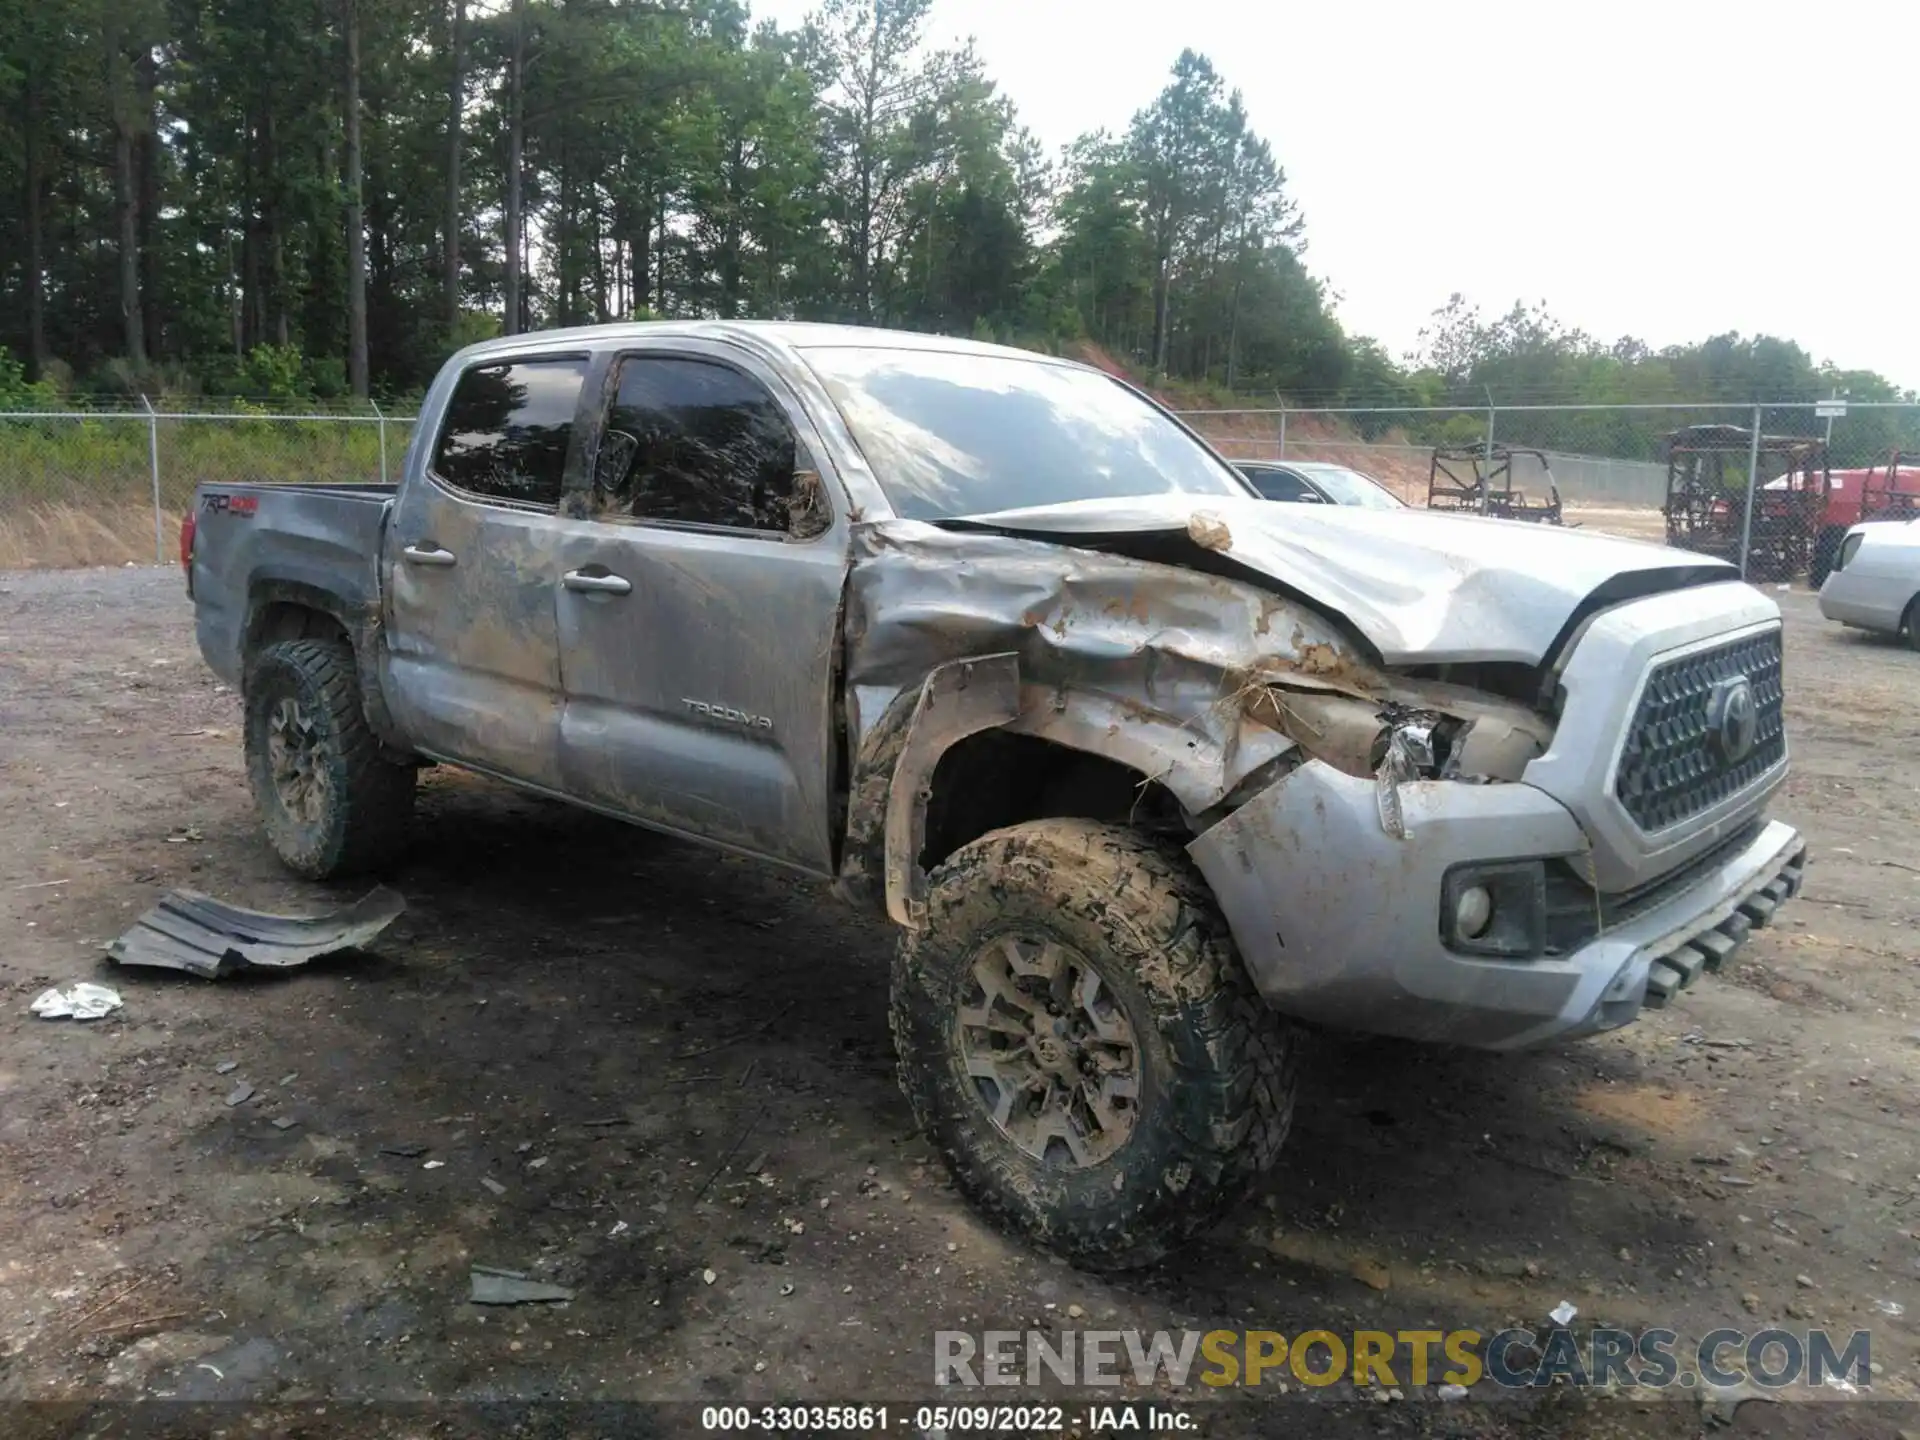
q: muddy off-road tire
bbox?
[891,819,1299,1270]
[244,637,414,879]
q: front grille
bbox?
[1614,630,1784,832]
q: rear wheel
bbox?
[243,637,414,878]
[1904,596,1920,653]
[890,819,1299,1270]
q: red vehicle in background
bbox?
[1811,450,1919,584]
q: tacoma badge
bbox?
[682,699,774,731]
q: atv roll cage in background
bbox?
[1663,425,1830,581]
[1426,444,1566,525]
[1860,449,1919,523]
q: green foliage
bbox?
[1403,295,1920,461]
[1037,52,1338,398]
[235,344,312,403]
[448,310,502,350]
[0,1,1909,424]
[0,350,61,411]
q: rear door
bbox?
[554,343,849,871]
[383,353,590,789]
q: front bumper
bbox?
[1188,763,1805,1051]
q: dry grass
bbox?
[0,411,398,569]
[1563,503,1668,545]
[0,501,164,569]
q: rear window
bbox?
[1241,466,1319,503]
[432,357,589,507]
[799,346,1248,521]
[1297,465,1404,510]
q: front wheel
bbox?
[243,637,415,879]
[890,819,1299,1270]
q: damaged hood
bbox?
[944,493,1738,666]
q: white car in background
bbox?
[1233,459,1406,510]
[1817,520,1920,648]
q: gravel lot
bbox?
[1,565,1916,1438]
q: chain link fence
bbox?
[1,396,1916,577]
[0,402,416,569]
[1176,400,1920,582]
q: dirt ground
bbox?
[2,565,1917,1439]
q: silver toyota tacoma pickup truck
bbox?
[184,322,1804,1269]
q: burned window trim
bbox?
[425,351,593,516]
[583,349,836,545]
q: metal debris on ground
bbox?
[106,886,405,979]
[224,1083,254,1107]
[1349,1256,1391,1291]
[468,1266,574,1306]
[214,1060,238,1074]
[29,982,124,1021]
[1548,1300,1578,1327]
[271,1116,299,1131]
[481,1177,507,1196]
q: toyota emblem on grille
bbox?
[1708,674,1759,764]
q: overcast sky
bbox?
[753,0,1920,390]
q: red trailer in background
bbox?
[1810,451,1920,583]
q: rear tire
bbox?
[243,637,414,879]
[890,819,1299,1271]
[1904,596,1920,653]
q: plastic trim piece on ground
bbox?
[29,982,124,1019]
[105,886,406,979]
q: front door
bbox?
[554,346,848,872]
[383,352,591,790]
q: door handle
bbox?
[563,569,632,596]
[401,543,457,567]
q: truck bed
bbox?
[188,481,396,689]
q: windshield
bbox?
[800,346,1250,520]
[1297,465,1404,510]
